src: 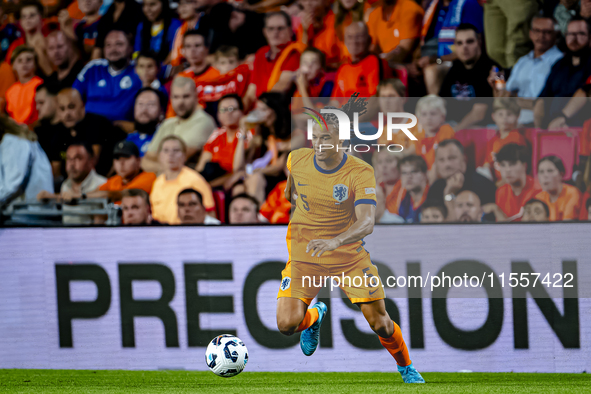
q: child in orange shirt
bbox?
[484,98,527,183]
[6,46,43,126]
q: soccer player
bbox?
[276,97,424,384]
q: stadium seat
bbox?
[454,128,498,168]
[530,128,581,181]
[213,189,226,223]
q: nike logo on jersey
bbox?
[369,289,379,296]
[298,182,308,186]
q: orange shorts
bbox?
[277,255,385,305]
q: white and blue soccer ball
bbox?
[205,334,248,377]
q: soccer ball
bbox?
[205,334,248,377]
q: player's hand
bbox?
[306,238,340,257]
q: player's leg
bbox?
[358,300,425,384]
[276,261,327,355]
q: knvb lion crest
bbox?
[333,184,349,203]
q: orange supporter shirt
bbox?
[495,176,540,218]
[166,65,220,118]
[535,183,582,221]
[296,11,345,68]
[415,124,456,169]
[384,179,402,214]
[251,43,301,97]
[5,76,43,125]
[332,54,392,98]
[260,180,291,224]
[485,130,527,180]
[98,171,157,202]
[366,0,424,53]
[203,128,249,173]
[579,191,590,221]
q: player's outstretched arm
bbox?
[307,204,376,257]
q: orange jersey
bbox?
[414,124,456,169]
[367,0,424,53]
[332,54,392,98]
[166,65,220,118]
[485,130,527,180]
[99,171,157,203]
[287,149,377,265]
[296,11,345,67]
[260,180,291,224]
[535,183,582,221]
[196,63,251,103]
[5,76,43,125]
[495,176,540,218]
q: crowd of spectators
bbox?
[1,0,591,225]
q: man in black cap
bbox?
[61,140,157,204]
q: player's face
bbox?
[47,33,70,69]
[218,97,243,128]
[299,52,322,81]
[121,196,151,225]
[454,191,482,223]
[57,93,85,128]
[418,107,445,135]
[35,89,57,121]
[178,193,205,224]
[78,0,102,15]
[135,57,159,85]
[170,84,197,119]
[522,202,548,222]
[311,123,341,161]
[214,56,238,74]
[178,0,198,20]
[374,151,399,183]
[400,163,426,192]
[104,32,130,64]
[159,140,186,171]
[13,52,36,79]
[113,156,140,179]
[498,160,526,185]
[435,144,466,179]
[421,207,445,223]
[491,109,518,133]
[229,198,258,224]
[134,91,162,125]
[264,15,291,48]
[20,6,42,32]
[182,35,208,65]
[65,146,93,183]
[143,0,163,23]
[537,160,562,193]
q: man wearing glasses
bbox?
[244,11,302,108]
[196,94,251,185]
[492,16,562,126]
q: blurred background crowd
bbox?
[1,0,591,225]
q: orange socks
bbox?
[379,321,411,367]
[296,307,319,332]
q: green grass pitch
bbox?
[1,370,589,393]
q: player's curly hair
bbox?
[322,92,369,133]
